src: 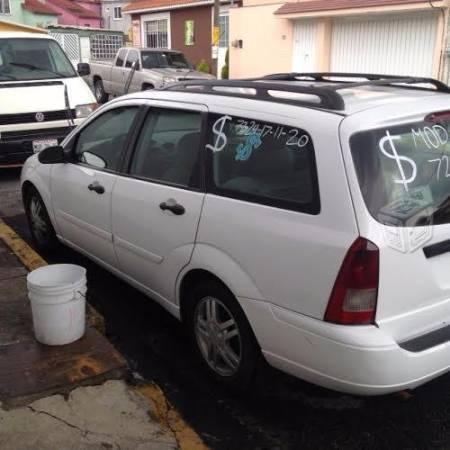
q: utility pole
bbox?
[212,0,220,76]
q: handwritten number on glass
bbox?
[209,115,310,157]
[234,118,309,148]
[428,155,450,181]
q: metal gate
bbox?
[50,33,81,67]
[90,34,123,60]
[330,13,438,77]
[292,20,317,72]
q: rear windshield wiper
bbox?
[423,239,450,258]
[9,62,66,78]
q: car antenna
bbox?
[64,84,75,127]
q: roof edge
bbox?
[274,0,446,16]
[123,0,231,14]
[0,19,48,33]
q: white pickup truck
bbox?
[87,47,215,103]
[0,32,96,168]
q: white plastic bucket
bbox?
[27,264,87,346]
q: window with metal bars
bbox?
[90,34,124,60]
[114,6,122,19]
[145,19,168,48]
[219,14,229,48]
[0,0,10,14]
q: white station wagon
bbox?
[21,73,450,395]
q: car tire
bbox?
[142,84,154,91]
[186,280,260,390]
[94,79,108,104]
[24,187,59,253]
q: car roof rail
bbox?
[165,74,450,112]
[260,72,450,93]
[165,79,345,111]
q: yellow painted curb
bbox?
[0,218,107,333]
[136,383,209,450]
[0,217,208,450]
[0,218,46,271]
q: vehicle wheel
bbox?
[94,79,108,103]
[24,187,58,253]
[142,84,154,91]
[186,280,260,389]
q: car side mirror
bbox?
[77,63,91,77]
[38,146,66,164]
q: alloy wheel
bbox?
[95,84,103,102]
[194,296,242,377]
[29,196,48,244]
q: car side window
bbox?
[73,107,139,172]
[130,108,202,188]
[125,51,139,69]
[116,49,127,67]
[206,114,320,214]
[141,52,158,69]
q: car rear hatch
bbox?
[340,94,450,344]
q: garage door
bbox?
[292,20,317,72]
[331,13,438,77]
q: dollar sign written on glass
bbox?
[379,130,417,192]
[206,115,232,153]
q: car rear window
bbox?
[206,114,320,214]
[350,115,450,227]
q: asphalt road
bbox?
[2,168,450,450]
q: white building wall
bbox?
[101,0,132,39]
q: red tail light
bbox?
[324,237,379,325]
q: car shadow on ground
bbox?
[4,210,450,450]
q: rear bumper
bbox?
[239,298,450,395]
[0,122,79,167]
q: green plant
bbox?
[221,48,229,79]
[196,59,210,74]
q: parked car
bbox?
[0,32,96,168]
[87,47,215,103]
[21,74,450,395]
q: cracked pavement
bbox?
[0,380,177,450]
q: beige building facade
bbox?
[230,0,450,80]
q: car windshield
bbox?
[141,51,190,69]
[350,115,450,227]
[0,38,76,82]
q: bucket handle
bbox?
[76,290,86,299]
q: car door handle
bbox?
[159,200,185,216]
[88,182,105,194]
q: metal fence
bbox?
[90,34,123,60]
[50,33,81,66]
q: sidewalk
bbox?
[0,236,126,407]
[0,221,198,450]
[0,380,177,450]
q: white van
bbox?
[0,32,96,168]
